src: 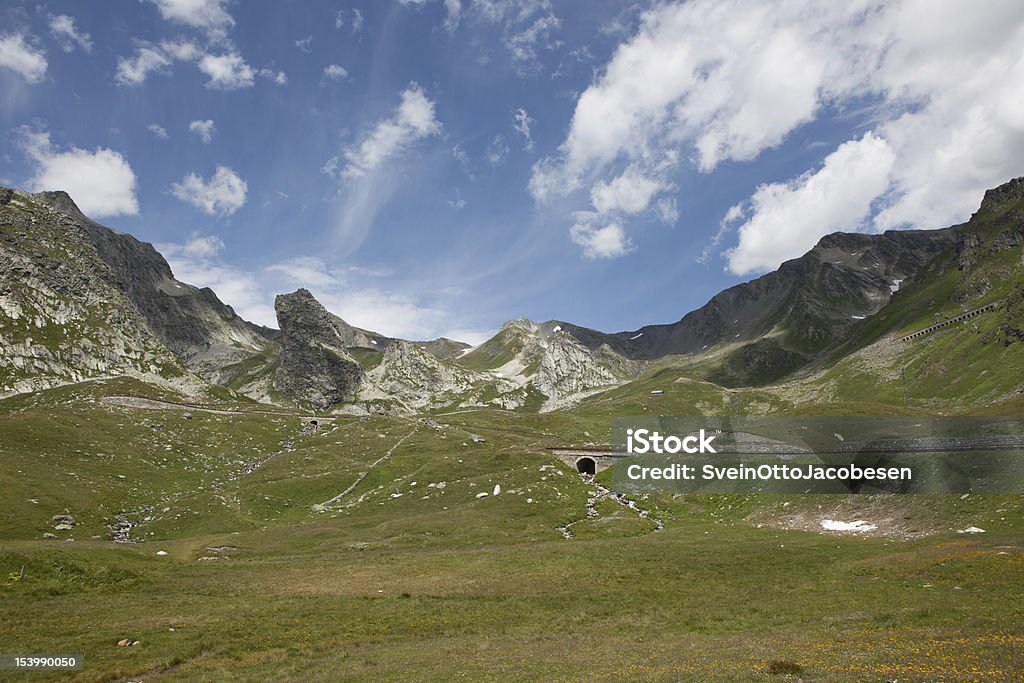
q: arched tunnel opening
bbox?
[576,457,596,475]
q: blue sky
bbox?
[2,0,1024,344]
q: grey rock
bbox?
[0,189,195,397]
[457,318,642,410]
[363,340,482,411]
[273,289,363,410]
[32,191,279,378]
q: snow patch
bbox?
[552,325,562,333]
[957,526,985,534]
[629,332,643,340]
[890,279,904,293]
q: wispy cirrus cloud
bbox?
[398,0,562,70]
[341,83,441,179]
[48,15,92,53]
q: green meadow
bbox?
[1,378,1022,681]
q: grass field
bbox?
[1,378,1022,681]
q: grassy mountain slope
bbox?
[795,179,1024,410]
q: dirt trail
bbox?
[318,427,418,508]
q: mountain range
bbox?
[2,178,1023,413]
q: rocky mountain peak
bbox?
[501,317,540,335]
[275,289,340,345]
[979,176,1024,213]
[275,288,389,350]
[0,187,196,397]
[30,190,96,226]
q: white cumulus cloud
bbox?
[188,119,216,144]
[0,33,47,83]
[149,0,234,32]
[18,128,139,218]
[170,166,247,216]
[726,133,896,276]
[115,45,172,86]
[569,216,634,260]
[181,234,225,258]
[258,68,287,85]
[323,64,348,81]
[590,167,667,215]
[443,0,462,31]
[198,52,254,89]
[533,0,1024,266]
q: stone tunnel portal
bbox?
[576,457,596,475]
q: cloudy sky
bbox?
[2,0,1023,344]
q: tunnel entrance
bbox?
[576,457,596,475]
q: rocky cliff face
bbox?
[273,289,363,409]
[362,340,488,411]
[459,318,642,410]
[0,188,201,397]
[30,191,279,382]
[535,334,641,410]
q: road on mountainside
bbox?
[100,395,338,422]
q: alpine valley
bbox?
[1,180,1023,681]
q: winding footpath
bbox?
[318,427,418,508]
